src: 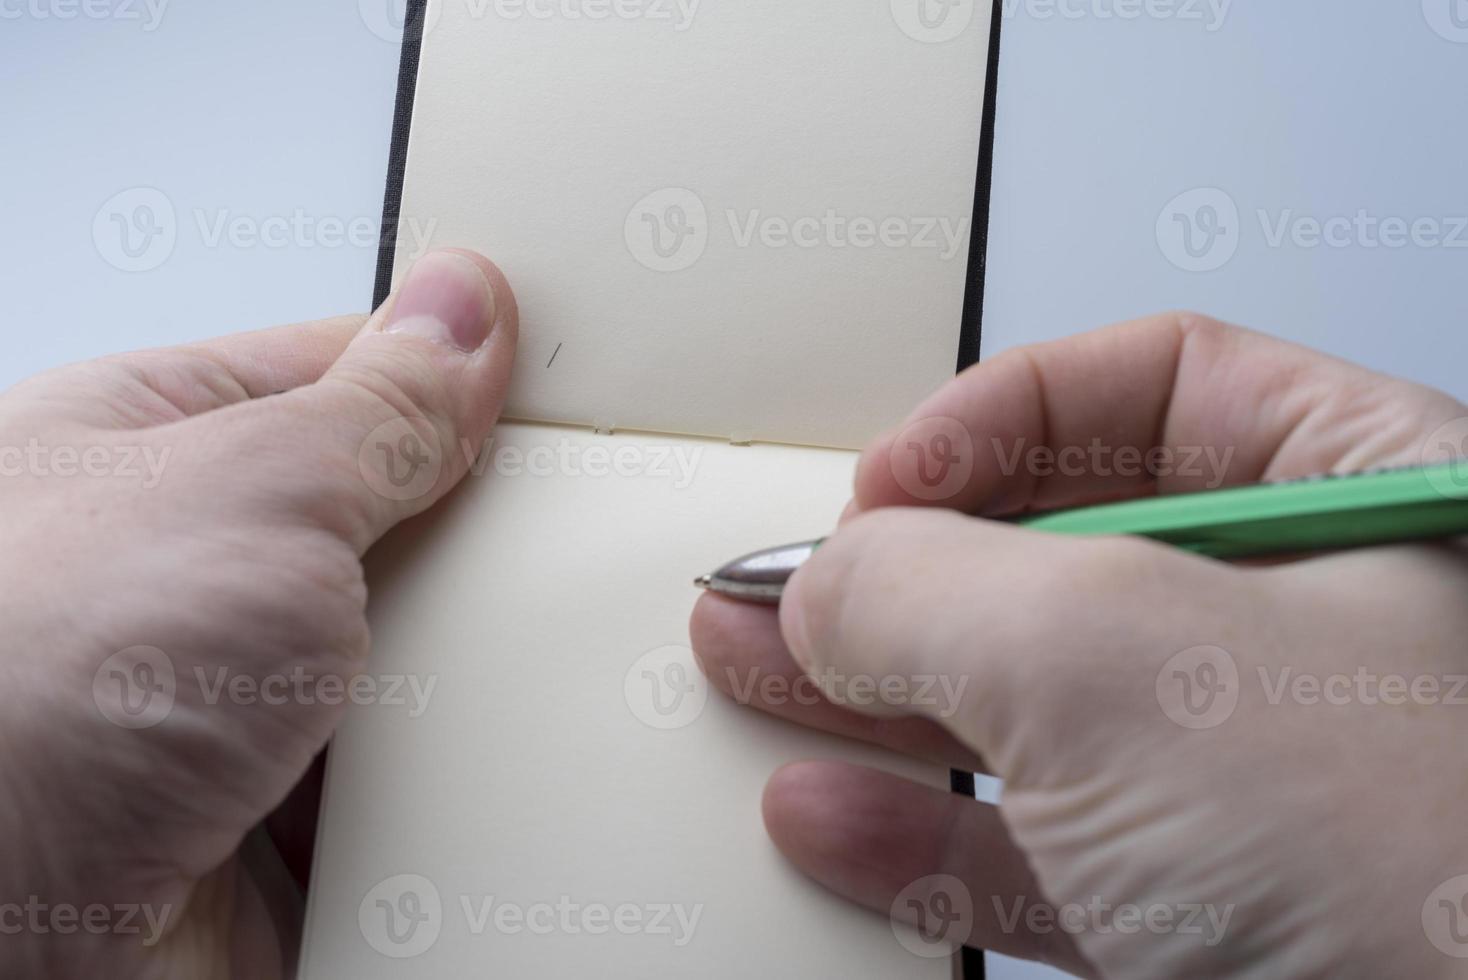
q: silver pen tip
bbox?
[694,574,713,590]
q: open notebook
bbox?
[300,1,999,976]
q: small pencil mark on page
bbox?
[546,343,564,369]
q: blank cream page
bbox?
[300,425,955,978]
[392,0,993,449]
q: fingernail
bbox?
[386,251,496,352]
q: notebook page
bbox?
[391,0,993,449]
[300,424,955,978]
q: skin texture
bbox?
[4,288,1465,977]
[0,249,517,978]
[691,313,1468,978]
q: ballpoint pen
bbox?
[695,462,1468,604]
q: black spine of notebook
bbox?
[373,0,430,310]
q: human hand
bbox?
[691,313,1468,978]
[0,250,516,978]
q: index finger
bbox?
[854,312,1454,517]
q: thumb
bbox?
[185,248,519,553]
[778,507,1239,780]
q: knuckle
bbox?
[1165,309,1230,338]
[220,532,371,665]
[327,343,459,437]
[1168,310,1248,359]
